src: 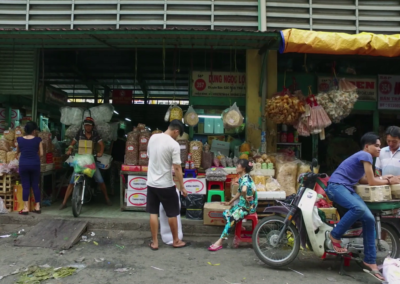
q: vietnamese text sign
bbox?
[112,89,133,104]
[318,77,376,101]
[192,71,246,97]
[378,75,400,109]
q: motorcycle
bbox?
[252,159,400,270]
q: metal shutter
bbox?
[0,50,38,96]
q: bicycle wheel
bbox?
[252,215,300,268]
[72,182,83,218]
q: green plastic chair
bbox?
[207,190,225,202]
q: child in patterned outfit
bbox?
[208,159,258,251]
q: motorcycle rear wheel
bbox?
[252,215,300,267]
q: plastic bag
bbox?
[0,150,7,163]
[0,139,11,152]
[266,91,306,125]
[6,151,17,163]
[206,167,228,181]
[164,106,172,122]
[182,194,205,220]
[66,124,81,139]
[14,126,24,138]
[213,157,220,167]
[60,107,84,125]
[160,189,183,244]
[72,154,96,178]
[3,128,15,142]
[125,141,139,165]
[169,104,183,122]
[222,102,244,129]
[383,257,400,283]
[127,129,140,142]
[139,131,151,152]
[189,141,202,168]
[0,197,9,214]
[276,157,299,197]
[84,104,114,124]
[201,151,213,170]
[139,151,148,166]
[109,122,119,141]
[178,140,189,164]
[265,177,280,191]
[312,206,324,230]
[94,123,111,142]
[184,106,199,127]
[226,157,233,167]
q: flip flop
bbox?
[208,245,223,252]
[32,209,41,214]
[330,234,347,254]
[18,210,28,215]
[149,242,158,251]
[173,242,191,249]
[363,269,385,282]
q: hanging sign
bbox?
[378,75,400,109]
[112,89,133,104]
[318,77,376,101]
[192,71,246,97]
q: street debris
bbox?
[327,277,337,282]
[39,264,51,268]
[94,258,104,263]
[151,266,164,271]
[114,268,132,272]
[207,262,220,266]
[288,267,304,276]
[59,250,66,255]
[0,234,11,238]
[90,232,95,237]
[93,241,99,246]
[116,244,125,249]
[75,257,85,263]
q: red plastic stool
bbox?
[207,181,224,191]
[233,213,258,247]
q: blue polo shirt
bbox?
[329,151,373,193]
[375,146,400,176]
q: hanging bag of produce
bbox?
[189,141,202,169]
[184,106,199,127]
[178,139,189,164]
[169,104,183,122]
[164,106,173,122]
[265,88,306,125]
[222,102,244,129]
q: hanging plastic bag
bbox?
[0,197,9,214]
[160,189,183,244]
[184,106,199,127]
[164,106,173,122]
[383,257,400,283]
[222,103,244,129]
[169,104,183,122]
[312,206,324,230]
[95,123,112,142]
[84,104,114,124]
[65,124,81,139]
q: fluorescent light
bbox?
[125,118,131,121]
[198,115,221,119]
[113,111,119,115]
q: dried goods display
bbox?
[265,177,281,191]
[139,131,151,151]
[222,103,244,129]
[125,141,139,165]
[316,79,358,123]
[151,129,163,135]
[127,129,140,142]
[3,129,15,142]
[184,106,199,127]
[14,126,24,138]
[206,167,228,181]
[190,141,202,168]
[265,90,306,125]
[139,151,149,166]
[0,150,6,163]
[0,139,11,152]
[169,105,183,122]
[178,140,189,165]
[276,159,298,197]
[6,151,17,163]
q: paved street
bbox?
[0,224,381,284]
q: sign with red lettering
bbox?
[192,71,246,97]
[318,77,376,101]
[378,75,400,109]
[112,89,133,104]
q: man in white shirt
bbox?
[146,120,188,250]
[375,126,400,183]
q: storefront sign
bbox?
[318,77,376,101]
[192,71,246,97]
[378,75,400,109]
[112,89,133,104]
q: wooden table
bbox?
[120,171,147,212]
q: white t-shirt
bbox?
[147,133,181,188]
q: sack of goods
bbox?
[184,106,199,127]
[167,104,183,122]
[189,141,203,168]
[222,102,244,129]
[72,154,96,178]
[206,167,228,182]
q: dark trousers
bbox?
[20,165,41,202]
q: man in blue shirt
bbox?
[326,132,395,282]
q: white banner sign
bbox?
[378,75,400,109]
[192,71,246,97]
[318,77,376,101]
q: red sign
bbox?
[378,75,400,109]
[112,89,133,105]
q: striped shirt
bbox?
[375,146,400,176]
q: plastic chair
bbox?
[233,213,258,247]
[207,190,225,202]
[184,169,197,178]
[207,181,224,191]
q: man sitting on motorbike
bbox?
[326,132,395,281]
[59,117,112,209]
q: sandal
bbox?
[208,244,223,252]
[19,210,29,215]
[149,242,158,251]
[173,242,191,249]
[329,234,347,254]
[32,209,41,214]
[363,268,385,282]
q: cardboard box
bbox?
[128,175,148,191]
[355,185,391,202]
[13,184,25,212]
[78,140,93,155]
[204,118,214,133]
[214,118,224,134]
[141,166,148,172]
[174,178,206,195]
[210,140,230,157]
[127,189,147,207]
[121,165,141,172]
[391,184,400,199]
[318,207,340,221]
[203,202,230,226]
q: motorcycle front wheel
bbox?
[380,223,400,259]
[252,215,300,267]
[72,182,83,218]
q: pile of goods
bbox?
[189,141,202,169]
[62,104,117,142]
[265,89,306,125]
[71,154,96,178]
[206,167,228,182]
[124,124,151,166]
[316,79,358,123]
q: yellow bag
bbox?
[170,105,183,122]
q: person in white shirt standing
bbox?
[375,126,400,184]
[146,119,189,250]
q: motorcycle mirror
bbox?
[311,158,318,171]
